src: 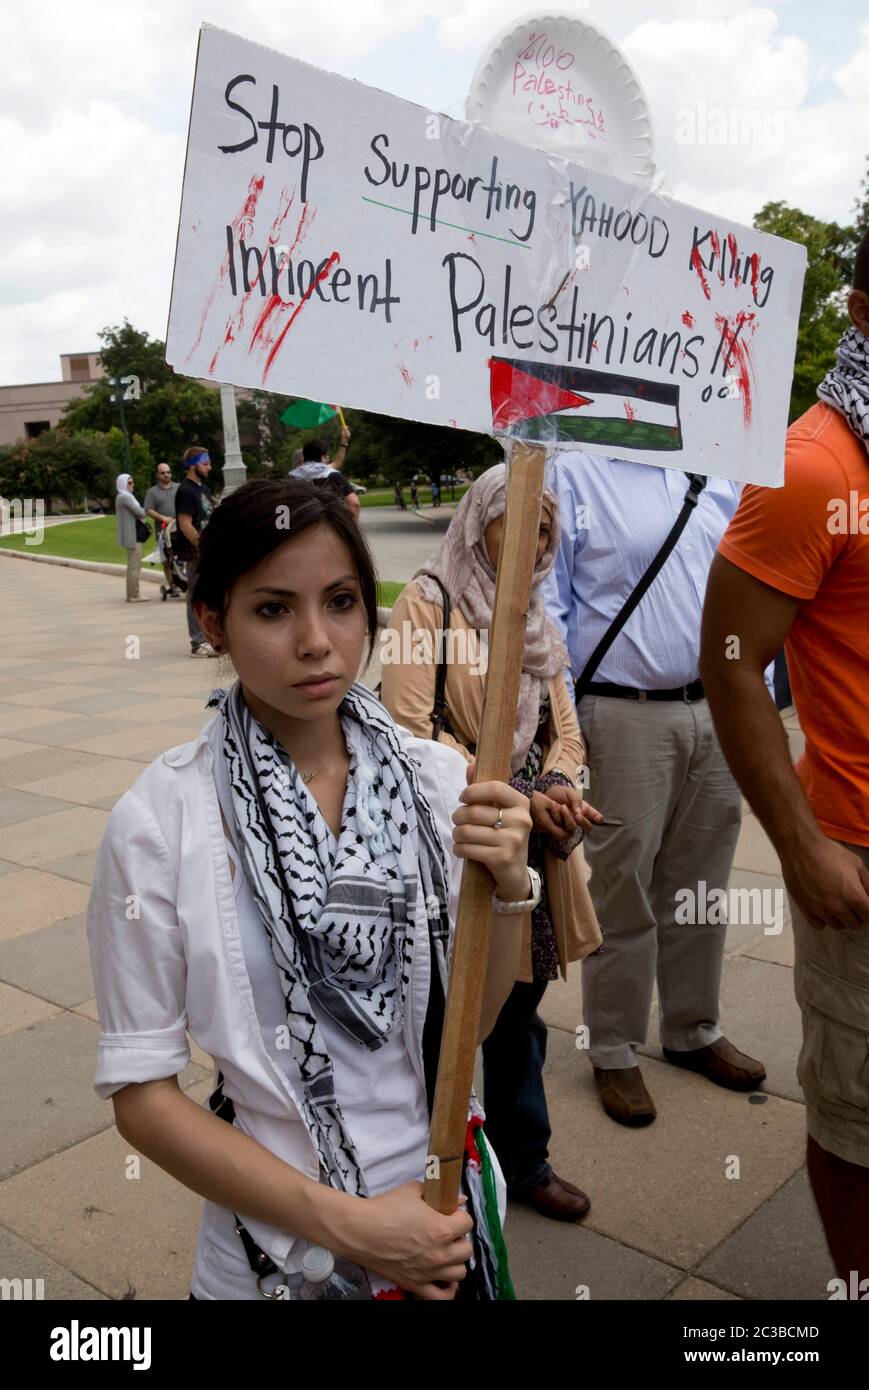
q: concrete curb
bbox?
[0,547,165,583]
[0,546,398,622]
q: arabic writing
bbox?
[511,30,607,138]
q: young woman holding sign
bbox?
[87,477,532,1300]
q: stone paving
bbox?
[0,549,834,1302]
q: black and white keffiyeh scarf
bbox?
[817,326,869,449]
[207,679,451,1198]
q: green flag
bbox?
[280,399,337,428]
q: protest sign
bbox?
[167,24,806,486]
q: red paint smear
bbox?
[727,234,741,287]
[187,174,266,363]
[714,310,758,427]
[681,310,694,328]
[690,246,711,301]
[398,365,413,386]
[748,253,761,303]
[249,294,285,350]
[208,187,300,376]
[711,230,722,280]
[623,401,636,422]
[263,251,341,383]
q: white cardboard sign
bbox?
[166,24,807,485]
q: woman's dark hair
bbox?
[192,478,379,664]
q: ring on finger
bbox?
[493,809,503,830]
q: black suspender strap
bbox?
[574,473,708,701]
[209,1072,280,1280]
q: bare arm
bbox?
[112,1076,475,1298]
[701,554,869,930]
[114,1076,352,1248]
[176,511,198,546]
[332,427,351,469]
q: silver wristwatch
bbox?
[492,865,542,915]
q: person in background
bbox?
[700,231,869,1286]
[293,434,360,522]
[430,477,441,509]
[114,473,150,604]
[381,464,603,1221]
[410,478,419,509]
[174,447,216,657]
[544,454,766,1127]
[394,480,407,510]
[143,462,180,596]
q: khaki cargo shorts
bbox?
[791,842,869,1168]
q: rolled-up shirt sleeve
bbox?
[86,789,190,1100]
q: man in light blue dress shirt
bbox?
[543,451,766,1125]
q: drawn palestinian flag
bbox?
[489,358,683,452]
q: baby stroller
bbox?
[158,519,189,601]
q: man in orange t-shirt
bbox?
[701,232,869,1286]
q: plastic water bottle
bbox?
[299,1246,367,1300]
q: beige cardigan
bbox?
[379,579,602,982]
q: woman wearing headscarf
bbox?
[114,473,150,603]
[380,463,603,1222]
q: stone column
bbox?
[219,383,247,496]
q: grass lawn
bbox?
[360,485,468,508]
[0,515,406,608]
[377,580,404,607]
[0,515,118,562]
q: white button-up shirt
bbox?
[543,453,741,689]
[87,717,494,1297]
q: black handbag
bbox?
[134,516,151,543]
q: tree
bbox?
[103,428,156,502]
[753,200,853,420]
[63,321,225,476]
[0,429,112,514]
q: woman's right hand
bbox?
[343,1181,474,1299]
[529,789,572,839]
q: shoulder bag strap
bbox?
[417,572,452,741]
[574,473,708,700]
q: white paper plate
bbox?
[466,12,655,185]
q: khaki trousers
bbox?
[124,544,142,600]
[577,694,742,1070]
[792,842,869,1168]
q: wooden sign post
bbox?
[423,441,548,1212]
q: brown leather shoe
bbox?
[593,1065,657,1126]
[511,1172,591,1222]
[663,1037,766,1090]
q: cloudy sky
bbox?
[1,0,866,385]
